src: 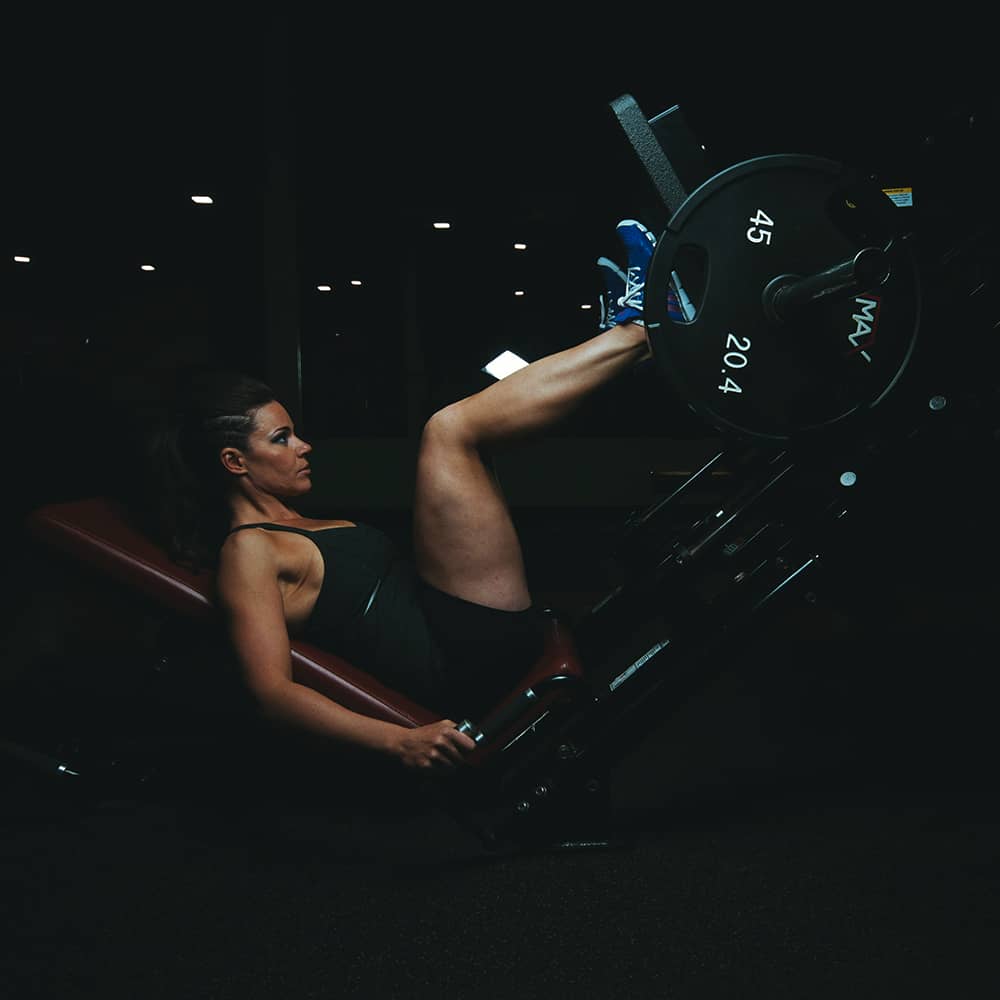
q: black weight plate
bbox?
[645,154,920,442]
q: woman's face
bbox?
[231,400,313,498]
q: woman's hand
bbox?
[391,720,477,772]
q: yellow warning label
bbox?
[882,187,914,207]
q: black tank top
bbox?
[226,522,447,708]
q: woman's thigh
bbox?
[411,402,531,612]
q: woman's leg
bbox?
[413,321,649,610]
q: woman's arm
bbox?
[215,531,475,771]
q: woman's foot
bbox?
[614,218,657,325]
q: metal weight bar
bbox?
[763,246,892,324]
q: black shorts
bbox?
[416,579,546,721]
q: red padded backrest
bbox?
[25,498,586,739]
[27,496,216,620]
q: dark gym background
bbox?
[2,11,998,999]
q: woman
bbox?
[151,220,656,774]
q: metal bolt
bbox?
[534,785,549,798]
[515,800,531,814]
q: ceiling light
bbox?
[513,290,525,296]
[317,285,332,292]
[140,264,156,271]
[13,255,30,263]
[432,222,451,230]
[513,242,527,250]
[191,195,214,204]
[580,303,592,310]
[350,280,362,286]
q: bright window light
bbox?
[482,350,529,380]
[191,195,214,204]
[140,264,156,271]
[350,279,362,286]
[317,284,332,292]
[432,222,451,229]
[13,255,30,263]
[513,242,527,250]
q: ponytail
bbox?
[138,367,275,570]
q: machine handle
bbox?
[455,675,584,746]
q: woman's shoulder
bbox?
[218,526,281,572]
[212,530,283,613]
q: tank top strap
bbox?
[226,522,312,537]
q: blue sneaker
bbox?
[596,256,627,330]
[615,219,657,325]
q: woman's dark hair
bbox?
[141,367,276,570]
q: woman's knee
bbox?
[420,399,478,453]
[415,401,499,514]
